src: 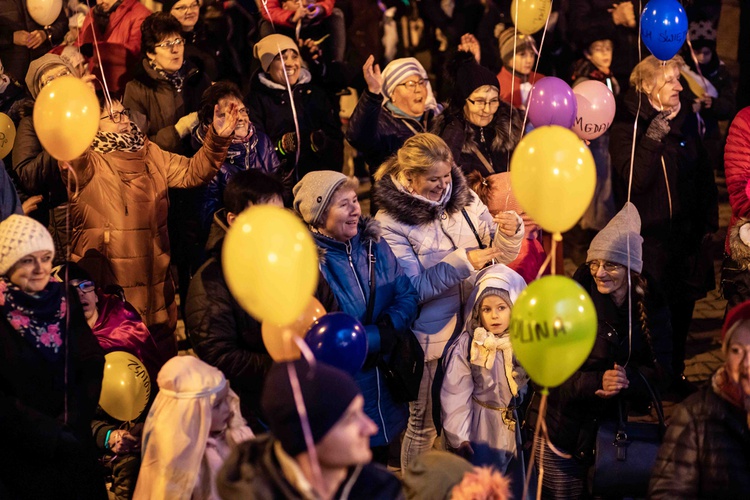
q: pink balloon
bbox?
[572,80,616,141]
[527,77,577,129]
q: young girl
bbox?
[441,264,528,475]
[134,356,253,500]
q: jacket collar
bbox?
[373,165,473,226]
[257,68,312,91]
[132,58,200,90]
[313,217,381,255]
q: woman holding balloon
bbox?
[609,54,718,394]
[0,215,106,499]
[526,203,673,498]
[373,133,524,468]
[293,170,420,464]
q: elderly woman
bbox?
[649,300,750,498]
[59,97,237,360]
[372,133,524,468]
[0,215,106,499]
[346,56,442,178]
[247,34,343,179]
[124,12,211,155]
[433,51,522,178]
[527,203,672,498]
[609,54,718,394]
[293,170,419,464]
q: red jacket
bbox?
[77,0,152,93]
[258,0,335,29]
[497,66,544,109]
[725,106,750,255]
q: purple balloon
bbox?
[527,77,578,129]
[304,312,368,375]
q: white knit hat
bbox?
[0,215,55,275]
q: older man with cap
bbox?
[217,359,403,499]
[650,300,750,498]
[346,55,442,195]
[245,34,344,179]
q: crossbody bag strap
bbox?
[472,147,496,175]
[461,208,486,249]
[365,240,376,325]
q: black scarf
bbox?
[0,278,67,362]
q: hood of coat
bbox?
[433,101,522,157]
[463,264,526,331]
[206,208,230,256]
[132,57,201,91]
[314,217,381,264]
[254,67,313,92]
[373,165,473,226]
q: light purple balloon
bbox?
[572,80,616,141]
[527,77,577,129]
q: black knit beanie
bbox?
[453,53,500,103]
[261,359,361,457]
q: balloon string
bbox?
[261,0,276,32]
[519,0,554,140]
[534,249,553,281]
[292,334,317,368]
[286,362,325,495]
[522,391,546,500]
[277,44,302,181]
[61,161,80,426]
[295,0,303,41]
[83,0,113,110]
[509,1,518,146]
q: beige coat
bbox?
[61,127,230,355]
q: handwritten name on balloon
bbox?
[0,132,6,148]
[641,29,685,44]
[127,360,151,401]
[510,317,568,344]
[574,117,611,136]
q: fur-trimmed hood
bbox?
[373,166,473,226]
[729,218,750,270]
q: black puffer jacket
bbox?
[185,210,338,431]
[245,68,343,179]
[346,90,437,172]
[432,102,522,177]
[526,265,673,461]
[609,89,718,299]
[649,385,750,499]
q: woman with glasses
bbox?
[58,95,238,362]
[0,215,106,499]
[76,0,152,93]
[164,0,241,83]
[526,203,672,499]
[373,133,524,468]
[432,51,522,178]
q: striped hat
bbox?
[380,57,439,112]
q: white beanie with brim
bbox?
[0,215,55,275]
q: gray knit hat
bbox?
[586,202,643,273]
[293,171,348,227]
[25,54,75,100]
[0,215,55,275]
[498,28,538,67]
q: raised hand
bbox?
[363,55,383,95]
[213,102,240,138]
[458,33,481,63]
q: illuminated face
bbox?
[321,188,361,242]
[511,49,535,76]
[480,294,511,335]
[171,0,201,31]
[210,384,232,432]
[217,96,250,139]
[315,396,378,467]
[7,250,53,294]
[464,85,500,127]
[390,76,428,117]
[99,101,131,134]
[407,161,452,202]
[268,49,301,86]
[586,40,613,72]
[147,34,185,74]
[647,66,683,110]
[727,321,750,397]
[589,260,627,298]
[70,279,98,320]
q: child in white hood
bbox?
[441,264,528,476]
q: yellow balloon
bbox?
[262,297,326,362]
[511,0,552,35]
[223,205,318,325]
[510,126,596,233]
[99,351,151,422]
[0,113,16,158]
[33,75,99,161]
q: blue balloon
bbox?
[304,312,368,375]
[640,0,688,61]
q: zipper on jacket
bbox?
[346,241,367,304]
[375,366,389,443]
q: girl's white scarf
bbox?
[470,327,521,396]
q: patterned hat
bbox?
[0,215,55,275]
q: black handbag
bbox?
[591,371,666,498]
[364,242,424,403]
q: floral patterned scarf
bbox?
[0,278,67,362]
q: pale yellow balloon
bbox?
[99,351,151,422]
[33,76,99,161]
[0,113,16,158]
[223,205,318,325]
[510,125,596,234]
[262,297,327,361]
[510,0,552,35]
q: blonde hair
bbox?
[374,133,454,186]
[630,55,685,95]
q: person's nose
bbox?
[361,414,378,436]
[675,80,683,92]
[595,265,607,278]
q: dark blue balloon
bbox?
[304,312,368,375]
[640,0,688,61]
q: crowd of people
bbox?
[1,0,749,498]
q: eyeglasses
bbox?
[466,98,500,109]
[587,260,623,273]
[172,1,200,13]
[72,280,95,293]
[154,38,186,50]
[397,79,428,92]
[41,67,71,88]
[100,108,131,123]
